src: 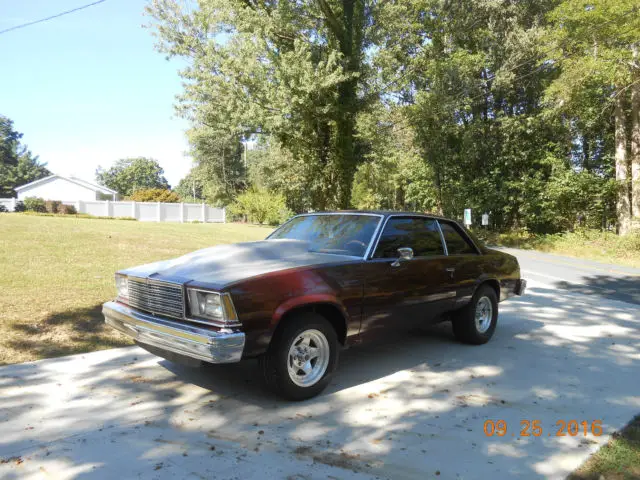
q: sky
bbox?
[0,0,193,187]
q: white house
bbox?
[14,175,119,202]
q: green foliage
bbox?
[96,157,169,196]
[475,228,640,268]
[161,0,637,235]
[228,188,292,225]
[57,204,77,215]
[0,115,21,168]
[41,201,77,215]
[44,200,61,214]
[148,0,373,209]
[174,169,205,202]
[13,200,25,212]
[0,115,50,197]
[129,188,181,203]
[0,205,7,213]
[22,197,46,213]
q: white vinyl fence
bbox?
[0,198,15,212]
[0,198,226,223]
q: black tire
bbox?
[451,284,498,345]
[259,312,339,401]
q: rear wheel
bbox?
[259,312,338,400]
[452,285,498,345]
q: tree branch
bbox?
[315,0,344,42]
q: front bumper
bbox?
[515,279,527,296]
[102,301,245,364]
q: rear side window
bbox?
[439,221,478,255]
[374,217,445,258]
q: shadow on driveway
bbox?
[0,282,639,479]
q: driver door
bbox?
[359,216,453,341]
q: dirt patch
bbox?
[293,445,382,473]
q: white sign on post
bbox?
[463,208,472,226]
[482,213,489,226]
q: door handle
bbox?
[445,267,455,278]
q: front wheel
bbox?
[451,285,498,345]
[259,312,338,400]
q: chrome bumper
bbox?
[102,301,245,364]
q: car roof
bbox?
[301,210,458,222]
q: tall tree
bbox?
[631,44,640,220]
[545,0,640,233]
[373,0,569,230]
[0,115,50,197]
[96,157,170,196]
[147,0,374,209]
[0,116,22,168]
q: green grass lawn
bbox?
[0,214,272,365]
[569,415,640,480]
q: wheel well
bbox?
[274,303,347,345]
[480,279,500,299]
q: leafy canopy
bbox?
[0,115,50,197]
[129,188,181,203]
[96,157,170,196]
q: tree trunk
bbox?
[317,0,364,209]
[615,93,631,234]
[333,0,363,209]
[631,45,640,221]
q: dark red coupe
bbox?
[103,211,526,400]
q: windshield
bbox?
[268,214,381,257]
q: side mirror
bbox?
[391,247,414,267]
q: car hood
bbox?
[119,239,357,289]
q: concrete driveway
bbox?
[1,253,639,479]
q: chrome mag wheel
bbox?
[475,296,493,333]
[287,329,330,387]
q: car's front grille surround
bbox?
[127,277,185,319]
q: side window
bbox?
[439,221,478,255]
[374,217,445,258]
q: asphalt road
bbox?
[500,247,640,306]
[1,249,639,480]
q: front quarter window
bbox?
[268,214,380,257]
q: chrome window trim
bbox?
[436,220,449,256]
[266,212,385,260]
[437,220,482,255]
[368,214,448,260]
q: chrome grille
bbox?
[127,277,184,319]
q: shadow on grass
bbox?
[7,304,131,363]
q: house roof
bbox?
[14,174,118,195]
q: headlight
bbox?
[187,289,238,325]
[115,274,129,302]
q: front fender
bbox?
[272,294,350,326]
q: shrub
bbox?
[57,204,77,215]
[13,200,25,212]
[23,197,46,212]
[44,200,61,214]
[129,188,181,203]
[0,205,7,213]
[228,188,292,225]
